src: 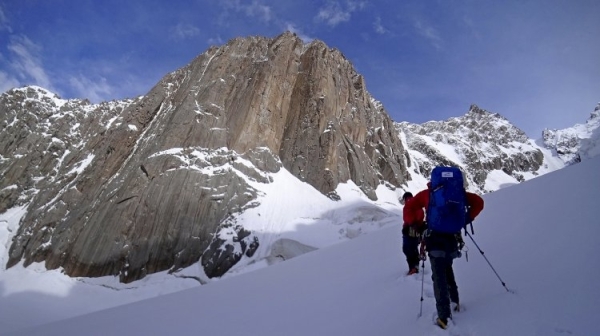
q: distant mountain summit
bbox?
[396,104,550,193]
[542,103,600,164]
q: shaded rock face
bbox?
[397,105,545,192]
[2,32,407,282]
[0,86,134,214]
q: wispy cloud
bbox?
[373,17,388,34]
[317,2,350,26]
[0,6,11,32]
[6,35,54,90]
[316,0,367,27]
[0,5,51,93]
[207,35,224,46]
[461,15,481,40]
[171,23,200,40]
[0,6,39,92]
[222,0,273,23]
[284,23,314,43]
[0,70,20,93]
[244,0,272,22]
[414,19,443,50]
[346,0,367,12]
[69,74,112,103]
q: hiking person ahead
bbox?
[401,191,426,275]
[403,167,484,330]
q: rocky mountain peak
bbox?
[397,105,543,192]
[1,32,408,282]
[468,103,486,115]
[592,103,600,116]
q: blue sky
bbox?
[1,0,598,137]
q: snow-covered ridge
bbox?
[10,85,69,109]
[542,103,600,164]
[396,104,560,193]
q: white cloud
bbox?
[317,2,350,27]
[0,71,20,93]
[222,0,272,23]
[316,0,367,27]
[373,17,387,34]
[171,23,200,40]
[7,35,53,89]
[284,23,314,43]
[347,0,367,12]
[414,19,443,50]
[245,0,272,22]
[69,74,112,103]
[0,5,12,32]
[207,35,224,46]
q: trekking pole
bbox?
[465,231,511,293]
[418,260,425,317]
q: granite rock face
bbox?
[0,86,134,214]
[2,32,408,282]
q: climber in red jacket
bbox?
[404,182,484,329]
[401,192,427,275]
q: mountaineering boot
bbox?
[452,302,460,312]
[407,267,419,275]
[435,317,448,330]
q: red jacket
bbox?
[402,200,424,227]
[403,188,484,225]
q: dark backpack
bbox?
[426,166,467,234]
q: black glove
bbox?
[465,217,472,225]
[465,218,474,234]
[417,222,427,234]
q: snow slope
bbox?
[2,154,599,335]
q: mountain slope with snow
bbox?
[396,104,566,194]
[0,86,137,212]
[542,103,600,164]
[3,153,599,336]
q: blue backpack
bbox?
[427,166,467,234]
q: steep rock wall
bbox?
[3,32,408,281]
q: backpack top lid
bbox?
[430,166,464,189]
[427,166,467,234]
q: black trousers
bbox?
[402,234,420,270]
[429,253,459,321]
